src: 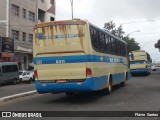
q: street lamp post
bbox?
[124,30,140,52]
[70,0,73,19]
[126,30,140,37]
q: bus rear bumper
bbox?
[35,76,108,93]
[130,68,150,74]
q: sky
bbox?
[55,0,160,62]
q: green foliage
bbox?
[104,21,140,53]
[123,37,140,52]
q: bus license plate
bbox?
[57,80,67,83]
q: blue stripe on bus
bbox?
[35,76,108,93]
[38,33,80,40]
[33,55,124,65]
[38,33,43,39]
[35,72,126,93]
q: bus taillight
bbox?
[86,68,92,78]
[34,70,38,79]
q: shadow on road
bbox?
[131,73,149,77]
[131,71,160,78]
[47,85,124,104]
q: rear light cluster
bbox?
[34,68,92,80]
[34,70,38,79]
[86,68,92,78]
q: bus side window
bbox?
[116,40,120,55]
[124,43,127,56]
[120,42,124,56]
[125,44,128,57]
[111,38,116,54]
[105,35,109,53]
[90,27,98,51]
[96,30,101,51]
[100,32,105,52]
[106,36,111,53]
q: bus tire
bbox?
[103,77,112,95]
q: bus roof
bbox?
[34,19,87,29]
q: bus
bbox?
[129,50,152,75]
[33,19,131,95]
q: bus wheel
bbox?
[103,79,112,95]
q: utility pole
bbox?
[70,0,73,19]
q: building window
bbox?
[22,9,26,19]
[29,11,35,22]
[22,32,26,41]
[50,0,54,5]
[11,30,19,40]
[50,17,54,21]
[11,4,19,16]
[29,34,33,43]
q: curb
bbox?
[0,90,37,102]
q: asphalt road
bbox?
[0,71,160,120]
[0,82,35,98]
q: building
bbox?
[0,0,55,70]
[38,0,55,22]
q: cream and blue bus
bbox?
[129,50,152,75]
[33,19,131,95]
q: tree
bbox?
[123,36,140,52]
[155,39,160,51]
[104,21,140,53]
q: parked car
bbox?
[0,62,19,86]
[28,69,35,81]
[151,65,160,71]
[19,70,33,83]
[28,66,35,81]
